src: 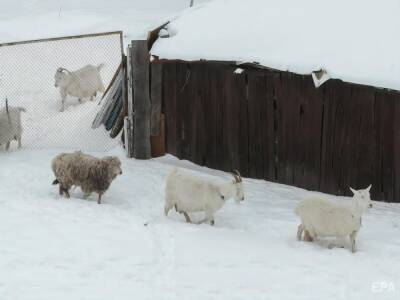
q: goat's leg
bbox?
[206,211,215,226]
[304,230,313,242]
[97,193,102,204]
[182,211,192,223]
[350,231,358,253]
[297,224,304,241]
[78,98,82,103]
[164,203,173,216]
[5,141,10,151]
[60,91,67,112]
[17,136,22,148]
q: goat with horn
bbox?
[165,168,245,225]
[54,63,105,111]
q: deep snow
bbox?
[151,0,400,91]
[1,148,400,300]
[0,0,210,44]
[1,1,400,299]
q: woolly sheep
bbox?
[51,151,122,204]
[295,185,373,252]
[0,106,26,151]
[165,169,244,225]
[54,64,105,111]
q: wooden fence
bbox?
[154,60,400,202]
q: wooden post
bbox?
[126,45,134,157]
[151,62,163,136]
[131,40,151,159]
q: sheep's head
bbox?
[231,170,244,203]
[102,156,122,179]
[350,185,372,213]
[54,67,69,88]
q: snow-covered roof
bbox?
[151,0,400,91]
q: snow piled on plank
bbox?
[1,147,400,300]
[151,0,400,91]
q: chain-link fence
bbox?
[0,31,123,152]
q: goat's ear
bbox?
[350,187,357,195]
[366,184,372,192]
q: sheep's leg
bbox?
[350,231,358,253]
[64,188,70,198]
[297,224,304,241]
[97,194,102,204]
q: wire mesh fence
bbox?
[0,31,123,152]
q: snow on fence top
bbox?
[151,0,400,91]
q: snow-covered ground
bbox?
[1,147,400,300]
[1,1,400,299]
[0,0,210,43]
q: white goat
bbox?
[165,169,244,225]
[54,63,105,111]
[295,185,373,252]
[0,106,26,150]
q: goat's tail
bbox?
[52,179,59,185]
[97,63,105,71]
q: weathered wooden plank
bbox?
[150,62,163,136]
[177,63,192,161]
[264,72,277,181]
[376,91,395,201]
[223,66,247,173]
[110,107,125,138]
[131,40,151,159]
[347,85,376,193]
[163,62,178,156]
[302,75,324,191]
[126,45,134,157]
[247,69,267,179]
[394,94,400,202]
[203,63,219,169]
[190,62,210,166]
